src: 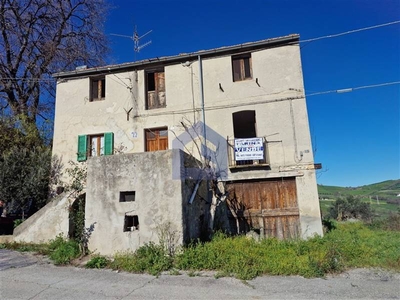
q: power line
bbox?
[306,81,400,97]
[301,20,400,43]
[0,77,54,82]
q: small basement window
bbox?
[124,215,139,232]
[120,191,136,202]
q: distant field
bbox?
[318,179,400,218]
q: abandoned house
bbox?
[9,34,323,255]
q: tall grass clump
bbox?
[48,235,80,265]
[86,255,110,269]
[175,232,339,280]
[110,242,173,276]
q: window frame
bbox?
[77,132,114,161]
[124,215,139,232]
[145,69,166,109]
[120,191,136,202]
[90,76,106,101]
[232,54,252,82]
[144,127,168,152]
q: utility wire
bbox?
[2,21,399,84]
[0,77,54,82]
[301,20,400,43]
[306,81,400,97]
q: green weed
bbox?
[2,220,399,280]
[48,235,80,265]
[175,222,399,280]
[86,255,110,269]
[110,242,173,276]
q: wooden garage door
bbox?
[226,177,300,239]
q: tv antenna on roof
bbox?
[111,26,152,60]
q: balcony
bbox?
[227,137,270,169]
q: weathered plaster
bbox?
[13,193,71,243]
[86,149,208,255]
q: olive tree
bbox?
[328,195,373,222]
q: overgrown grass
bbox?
[86,255,110,269]
[47,235,80,265]
[1,235,80,265]
[1,222,399,280]
[110,242,173,276]
[174,223,400,279]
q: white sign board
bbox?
[234,138,264,161]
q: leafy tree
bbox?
[328,195,372,222]
[0,0,106,217]
[0,0,109,124]
[0,115,62,217]
[0,114,47,153]
[0,146,48,216]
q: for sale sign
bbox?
[234,138,264,161]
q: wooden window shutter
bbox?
[77,135,87,161]
[232,58,241,82]
[104,132,114,155]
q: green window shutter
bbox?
[104,132,114,155]
[77,135,87,161]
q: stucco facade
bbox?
[86,150,208,256]
[51,34,323,253]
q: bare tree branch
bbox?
[0,0,109,125]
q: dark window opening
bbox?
[233,110,256,138]
[90,77,105,101]
[124,215,139,232]
[146,70,166,109]
[120,191,136,202]
[232,54,252,82]
[147,73,156,91]
[233,110,257,165]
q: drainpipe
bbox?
[198,55,207,163]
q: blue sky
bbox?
[104,0,400,187]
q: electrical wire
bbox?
[0,77,54,82]
[300,20,400,44]
[306,81,400,97]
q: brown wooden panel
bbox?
[226,178,300,239]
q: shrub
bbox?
[369,210,400,231]
[48,236,80,265]
[328,195,373,221]
[86,255,110,269]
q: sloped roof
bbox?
[53,34,299,79]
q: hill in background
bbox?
[318,179,400,218]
